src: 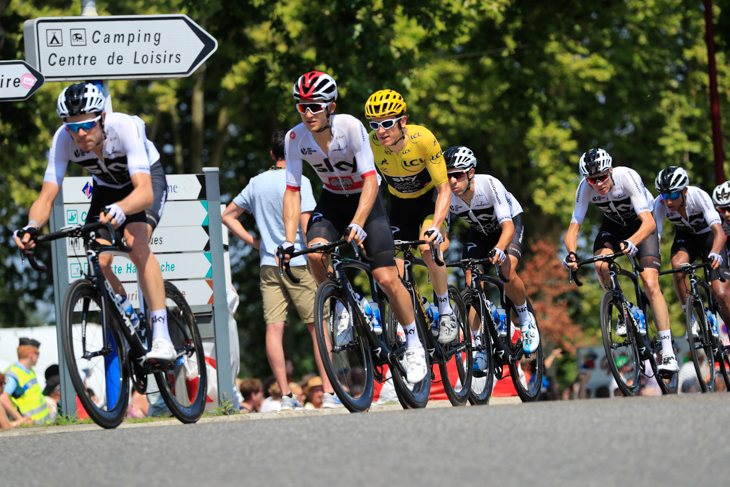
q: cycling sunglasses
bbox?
[660,191,682,201]
[64,115,102,133]
[587,173,610,185]
[296,102,330,115]
[717,206,730,213]
[447,171,469,181]
[369,116,403,131]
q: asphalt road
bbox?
[2,394,729,487]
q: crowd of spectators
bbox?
[235,372,330,413]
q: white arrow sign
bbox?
[68,252,213,282]
[0,61,45,101]
[65,225,210,255]
[74,279,215,310]
[63,201,209,228]
[23,15,217,81]
[62,175,205,203]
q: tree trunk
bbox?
[209,105,229,168]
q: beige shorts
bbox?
[260,265,317,324]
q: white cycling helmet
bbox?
[57,83,105,118]
[292,71,338,102]
[444,146,477,171]
[579,148,612,176]
[713,181,730,207]
[655,166,689,193]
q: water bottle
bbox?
[422,297,438,337]
[487,300,507,337]
[115,294,139,331]
[356,294,379,334]
[627,302,646,335]
[368,299,382,334]
[705,307,719,337]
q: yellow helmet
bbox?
[365,89,407,119]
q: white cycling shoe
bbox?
[438,313,458,344]
[520,313,540,354]
[405,347,427,384]
[658,355,680,375]
[146,338,176,363]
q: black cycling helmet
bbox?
[578,148,612,176]
[57,83,105,118]
[655,166,689,193]
[443,146,477,171]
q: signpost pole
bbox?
[203,168,234,406]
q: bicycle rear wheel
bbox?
[314,280,374,412]
[153,282,207,423]
[462,288,493,405]
[641,297,677,394]
[686,295,715,392]
[439,286,473,406]
[61,279,129,429]
[508,297,544,402]
[388,289,431,409]
[600,292,641,396]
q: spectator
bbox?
[0,372,31,430]
[260,381,282,413]
[1,338,50,424]
[43,375,61,421]
[239,378,264,413]
[289,382,305,407]
[303,376,325,409]
[222,129,340,410]
[678,352,709,393]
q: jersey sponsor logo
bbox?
[326,176,355,189]
[402,148,411,155]
[311,157,357,174]
[301,147,316,155]
[410,132,421,140]
[289,131,296,139]
[379,158,388,166]
[489,179,502,205]
[401,158,424,173]
[429,151,443,164]
[311,212,323,223]
[391,226,400,235]
[466,242,478,252]
[600,231,611,237]
[74,149,89,158]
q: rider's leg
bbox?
[502,255,527,317]
[670,251,691,307]
[99,251,125,294]
[708,245,730,327]
[640,267,675,362]
[593,247,616,289]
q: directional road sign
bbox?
[62,175,206,204]
[73,279,215,310]
[0,61,45,101]
[23,15,217,81]
[68,252,213,283]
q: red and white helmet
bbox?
[293,71,338,102]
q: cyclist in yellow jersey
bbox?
[365,89,456,344]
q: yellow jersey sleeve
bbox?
[423,129,448,188]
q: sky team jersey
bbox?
[369,124,448,199]
[44,112,160,189]
[571,166,654,226]
[449,174,523,235]
[722,218,730,237]
[654,185,721,238]
[285,114,379,195]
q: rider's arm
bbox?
[495,220,515,251]
[430,182,451,231]
[626,210,657,246]
[283,128,304,244]
[653,198,666,240]
[283,189,302,244]
[425,134,450,230]
[100,172,153,224]
[222,202,260,249]
[28,182,61,230]
[565,222,581,254]
[350,173,378,228]
[710,222,725,256]
[349,119,379,231]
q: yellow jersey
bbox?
[369,124,448,199]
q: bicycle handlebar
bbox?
[278,238,368,284]
[445,256,510,283]
[567,250,626,288]
[659,259,726,283]
[25,222,131,273]
[393,238,444,267]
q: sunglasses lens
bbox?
[588,174,609,184]
[297,103,326,114]
[448,171,467,180]
[68,121,95,132]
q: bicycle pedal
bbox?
[430,369,436,381]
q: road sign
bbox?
[62,174,206,204]
[0,61,45,101]
[23,15,217,81]
[68,252,213,282]
[73,279,215,310]
[66,225,211,256]
[63,201,209,228]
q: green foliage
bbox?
[2,0,730,383]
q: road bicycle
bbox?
[279,238,432,412]
[660,260,730,392]
[452,251,544,403]
[392,239,472,407]
[26,221,207,428]
[569,247,678,396]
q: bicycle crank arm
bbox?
[82,348,113,360]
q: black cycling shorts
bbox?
[87,162,167,241]
[671,231,730,282]
[462,214,524,261]
[389,188,449,242]
[307,188,396,270]
[593,216,661,270]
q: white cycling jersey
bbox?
[285,114,380,195]
[571,166,654,226]
[44,112,160,189]
[654,186,721,238]
[449,174,523,235]
[722,218,730,237]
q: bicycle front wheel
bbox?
[153,282,207,423]
[600,292,641,396]
[314,280,374,412]
[508,297,544,402]
[686,295,715,393]
[61,279,129,429]
[439,285,473,406]
[462,288,493,406]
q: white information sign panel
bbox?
[0,61,45,101]
[23,15,217,81]
[62,175,205,204]
[68,252,212,282]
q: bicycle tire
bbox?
[153,282,207,423]
[600,291,641,396]
[439,285,473,406]
[641,298,677,394]
[719,347,730,392]
[462,288,493,405]
[61,279,129,429]
[507,297,544,402]
[686,295,715,392]
[388,289,431,409]
[314,280,374,412]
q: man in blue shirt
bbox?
[222,130,341,409]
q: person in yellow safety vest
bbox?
[1,338,50,424]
